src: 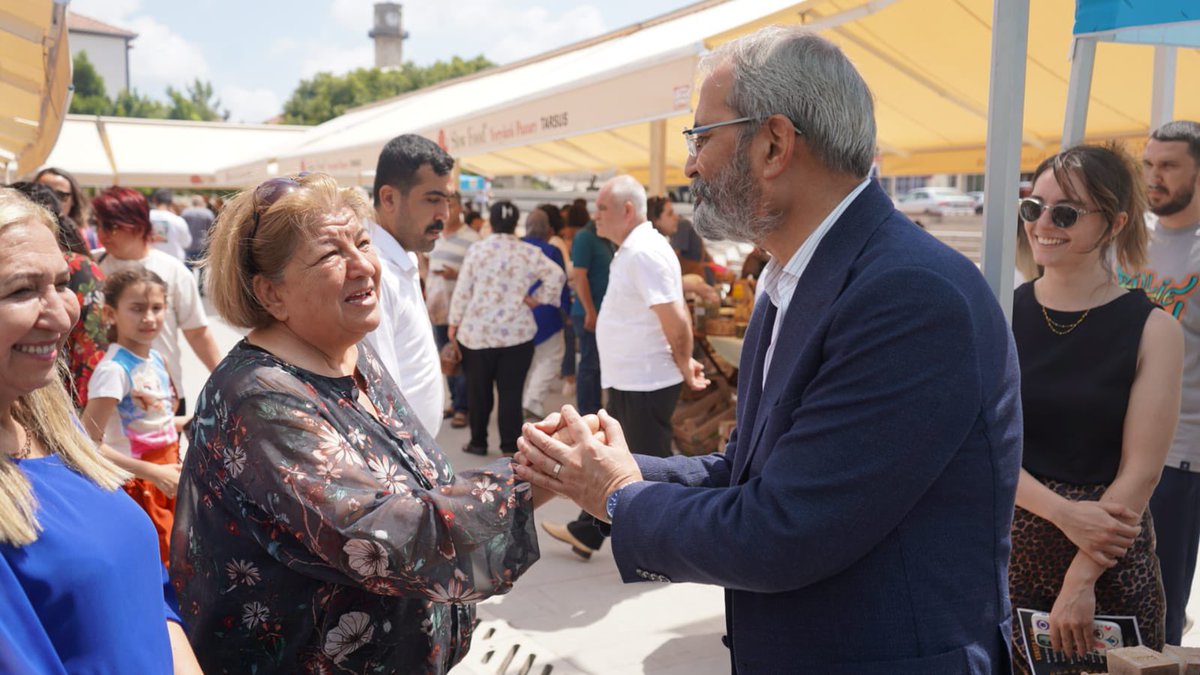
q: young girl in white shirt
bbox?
[81,268,187,565]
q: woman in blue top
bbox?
[0,189,200,673]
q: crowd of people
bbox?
[1,23,1199,675]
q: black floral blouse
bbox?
[171,340,539,674]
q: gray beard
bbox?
[690,143,782,244]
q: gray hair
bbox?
[604,175,647,221]
[703,26,876,178]
[524,208,552,240]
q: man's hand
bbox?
[1051,500,1140,568]
[584,310,598,332]
[684,358,710,391]
[514,406,639,521]
[433,266,459,280]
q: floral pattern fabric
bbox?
[63,253,108,408]
[170,340,539,674]
[448,234,566,350]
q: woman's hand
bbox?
[148,463,182,499]
[1051,499,1140,568]
[1049,576,1097,659]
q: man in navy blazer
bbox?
[515,26,1022,674]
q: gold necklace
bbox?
[1041,304,1090,335]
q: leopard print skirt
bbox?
[1009,479,1164,674]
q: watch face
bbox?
[606,490,620,520]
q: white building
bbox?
[67,13,136,94]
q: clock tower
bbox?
[369,3,408,69]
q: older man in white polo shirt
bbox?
[542,174,708,559]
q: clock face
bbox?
[385,11,399,27]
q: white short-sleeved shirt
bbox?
[98,249,208,396]
[88,344,179,457]
[362,224,444,437]
[149,208,193,261]
[596,221,684,391]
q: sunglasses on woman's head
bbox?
[1018,197,1097,229]
[245,173,311,272]
[250,173,311,230]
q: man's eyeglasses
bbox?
[681,116,803,156]
[1017,197,1098,229]
[245,172,310,272]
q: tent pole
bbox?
[980,0,1030,320]
[1062,37,1096,148]
[649,119,667,196]
[1150,45,1177,131]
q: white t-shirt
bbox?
[596,221,684,391]
[362,224,444,437]
[98,249,208,396]
[89,344,179,457]
[149,208,192,261]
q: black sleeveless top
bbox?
[1013,282,1156,485]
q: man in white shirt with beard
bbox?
[363,134,454,437]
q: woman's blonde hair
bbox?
[0,189,129,546]
[203,172,373,329]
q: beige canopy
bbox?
[0,0,71,178]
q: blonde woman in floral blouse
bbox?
[171,174,551,674]
[448,201,566,457]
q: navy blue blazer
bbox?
[610,181,1022,673]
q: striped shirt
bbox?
[425,226,481,325]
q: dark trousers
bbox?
[433,324,468,412]
[567,382,682,550]
[1150,464,1200,644]
[460,341,534,455]
[576,328,601,415]
[561,322,576,377]
[606,384,682,458]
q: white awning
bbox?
[218,0,805,185]
[0,0,70,177]
[40,115,309,188]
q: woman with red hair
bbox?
[90,188,220,418]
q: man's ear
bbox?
[377,184,399,214]
[252,274,288,322]
[761,114,797,180]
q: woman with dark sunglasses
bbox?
[1007,144,1183,670]
[35,167,98,253]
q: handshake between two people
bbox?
[513,405,643,523]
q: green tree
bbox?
[111,89,169,118]
[166,79,229,122]
[68,51,112,115]
[281,55,494,125]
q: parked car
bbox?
[967,191,985,215]
[895,187,976,218]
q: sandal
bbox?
[450,411,468,428]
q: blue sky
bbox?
[69,0,697,124]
